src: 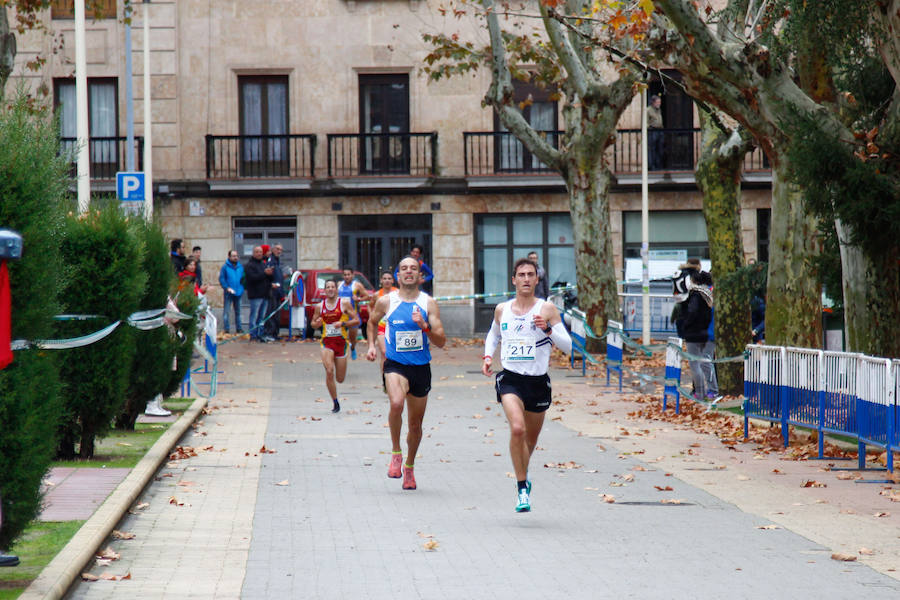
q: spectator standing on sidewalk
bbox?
[682,270,713,400]
[527,251,550,299]
[265,244,285,340]
[170,238,186,275]
[700,270,720,400]
[179,257,208,297]
[192,246,204,287]
[219,250,245,334]
[245,246,274,342]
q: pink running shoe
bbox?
[402,465,417,490]
[388,453,402,478]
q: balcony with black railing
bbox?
[327,132,437,178]
[205,134,317,179]
[60,137,144,180]
[464,131,562,177]
[464,128,770,177]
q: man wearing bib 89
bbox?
[482,258,571,512]
[366,256,446,490]
[311,279,359,414]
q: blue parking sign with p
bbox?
[117,172,145,202]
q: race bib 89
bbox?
[395,330,423,352]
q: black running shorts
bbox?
[495,369,552,413]
[383,359,432,398]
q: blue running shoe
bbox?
[351,346,357,360]
[516,488,531,513]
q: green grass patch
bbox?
[0,520,84,598]
[51,422,171,469]
[162,398,194,413]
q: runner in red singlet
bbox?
[311,279,359,413]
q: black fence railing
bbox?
[205,134,317,179]
[464,131,562,176]
[60,136,144,180]
[327,132,437,177]
[464,128,770,176]
[613,128,769,174]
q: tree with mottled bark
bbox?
[648,0,900,355]
[425,0,653,340]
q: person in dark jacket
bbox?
[245,246,274,342]
[264,244,285,339]
[528,251,550,299]
[170,238,186,275]
[682,270,713,400]
[192,246,204,287]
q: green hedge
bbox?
[117,220,176,430]
[56,204,146,459]
[0,95,68,548]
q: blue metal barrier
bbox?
[662,337,683,413]
[743,344,897,473]
[606,319,623,391]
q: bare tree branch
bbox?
[482,0,563,172]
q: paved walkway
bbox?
[65,339,900,599]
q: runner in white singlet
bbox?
[482,257,571,512]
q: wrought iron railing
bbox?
[464,131,562,176]
[464,128,770,176]
[205,134,317,179]
[613,128,769,174]
[327,132,437,177]
[59,136,144,180]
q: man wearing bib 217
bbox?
[311,279,359,413]
[366,257,446,490]
[482,258,571,512]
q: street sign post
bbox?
[116,171,145,202]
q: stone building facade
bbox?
[6,0,771,334]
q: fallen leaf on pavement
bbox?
[654,486,674,492]
[622,474,635,482]
[135,502,149,510]
[97,547,119,560]
[756,525,779,530]
[111,531,135,540]
[874,512,890,518]
[275,480,289,486]
[423,539,439,551]
[81,573,99,581]
[660,499,685,505]
[859,548,875,555]
[737,475,750,481]
[831,553,857,562]
[801,480,827,488]
[601,494,616,503]
[417,532,434,538]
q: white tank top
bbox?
[499,299,552,375]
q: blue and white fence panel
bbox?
[662,336,683,412]
[606,319,624,391]
[743,345,784,438]
[743,343,897,471]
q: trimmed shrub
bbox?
[117,220,177,430]
[162,286,199,399]
[0,94,68,548]
[56,203,146,459]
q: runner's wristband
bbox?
[542,326,552,334]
